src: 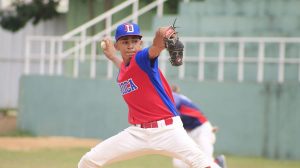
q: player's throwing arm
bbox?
[100,37,122,68]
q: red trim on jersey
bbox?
[179,105,208,124]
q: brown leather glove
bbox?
[164,28,184,66]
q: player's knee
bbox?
[78,153,101,168]
[78,154,91,168]
[173,158,189,168]
[188,155,211,168]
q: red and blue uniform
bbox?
[78,23,217,168]
[117,47,179,124]
[172,92,208,130]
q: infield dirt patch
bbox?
[0,115,16,133]
[0,137,100,151]
[0,115,100,151]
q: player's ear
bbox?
[138,40,143,50]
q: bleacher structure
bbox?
[24,0,300,84]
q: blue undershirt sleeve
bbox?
[135,47,158,73]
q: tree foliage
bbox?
[0,0,60,32]
[0,0,200,32]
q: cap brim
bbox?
[116,34,142,41]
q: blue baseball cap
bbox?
[115,23,142,41]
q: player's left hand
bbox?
[159,26,176,39]
[164,25,184,66]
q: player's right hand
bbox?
[101,37,116,61]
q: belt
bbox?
[135,117,174,128]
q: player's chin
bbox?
[124,55,133,61]
[126,53,135,57]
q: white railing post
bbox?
[80,30,86,62]
[179,42,186,79]
[107,61,113,79]
[278,42,285,83]
[39,39,46,75]
[49,39,56,75]
[299,48,300,82]
[218,41,225,82]
[73,40,80,78]
[257,41,265,83]
[90,40,97,79]
[133,0,139,23]
[238,41,245,82]
[198,42,205,81]
[24,37,31,74]
[160,50,167,76]
[57,39,63,75]
[105,16,112,37]
[157,0,164,17]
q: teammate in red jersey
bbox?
[171,85,227,168]
[78,22,221,168]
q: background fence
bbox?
[24,36,300,83]
[18,75,300,160]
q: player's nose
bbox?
[127,42,134,49]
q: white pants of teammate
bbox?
[173,121,217,168]
[78,116,220,168]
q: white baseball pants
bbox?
[78,116,215,168]
[173,121,219,168]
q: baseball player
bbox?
[171,85,227,168]
[78,22,221,168]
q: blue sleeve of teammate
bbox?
[135,47,158,72]
[172,93,182,110]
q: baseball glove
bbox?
[164,24,184,66]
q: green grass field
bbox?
[1,148,300,168]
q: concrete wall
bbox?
[18,75,128,139]
[18,75,300,160]
[169,79,300,160]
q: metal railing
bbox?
[24,0,167,76]
[24,36,300,83]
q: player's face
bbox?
[115,36,143,64]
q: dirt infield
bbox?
[0,115,100,151]
[0,115,16,133]
[0,137,100,151]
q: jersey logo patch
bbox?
[118,78,138,95]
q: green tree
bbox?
[0,0,60,32]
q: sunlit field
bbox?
[1,148,300,168]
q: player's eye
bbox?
[122,41,129,45]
